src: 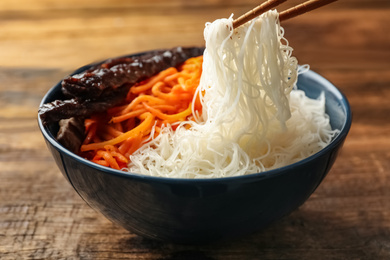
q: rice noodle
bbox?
[125,10,338,178]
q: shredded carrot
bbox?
[142,102,192,123]
[79,55,203,170]
[130,67,178,94]
[80,112,155,151]
[121,95,166,115]
[110,108,148,124]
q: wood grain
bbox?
[1,0,390,259]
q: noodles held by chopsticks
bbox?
[127,10,339,178]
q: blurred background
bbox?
[1,0,389,259]
[1,0,388,69]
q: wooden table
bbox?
[1,0,389,259]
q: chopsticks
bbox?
[232,0,338,29]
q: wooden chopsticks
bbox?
[232,0,338,29]
[279,0,337,21]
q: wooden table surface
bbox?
[1,0,389,259]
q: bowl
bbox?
[38,50,352,244]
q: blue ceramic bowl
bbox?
[38,51,352,244]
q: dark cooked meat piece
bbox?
[61,47,204,99]
[39,83,130,126]
[56,117,85,154]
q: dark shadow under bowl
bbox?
[38,50,352,244]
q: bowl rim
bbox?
[38,52,352,184]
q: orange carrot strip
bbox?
[103,145,118,153]
[93,159,110,167]
[153,105,178,112]
[131,67,178,94]
[111,152,129,164]
[83,123,97,145]
[111,108,148,124]
[163,71,191,83]
[124,135,143,158]
[80,113,154,151]
[152,83,193,104]
[118,137,133,155]
[178,77,185,86]
[137,112,149,120]
[164,73,180,82]
[97,150,120,170]
[181,64,196,70]
[161,85,173,93]
[105,146,129,163]
[151,81,167,97]
[142,102,192,122]
[121,95,166,115]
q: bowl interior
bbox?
[38,64,351,182]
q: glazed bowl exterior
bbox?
[38,51,352,244]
